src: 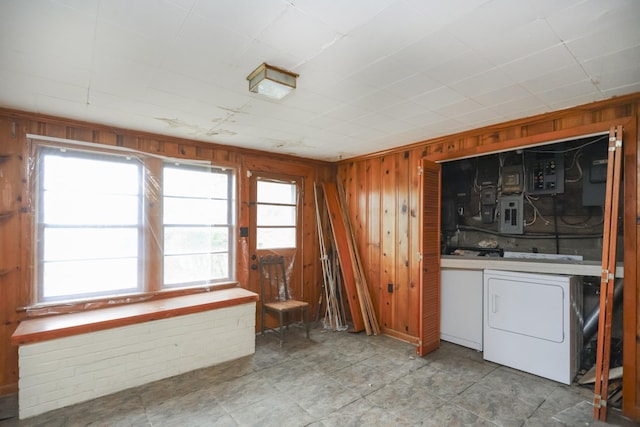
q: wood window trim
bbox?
[11,286,258,346]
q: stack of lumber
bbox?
[322,182,379,336]
[314,183,348,331]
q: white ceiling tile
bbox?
[94,20,165,67]
[473,85,533,106]
[455,107,506,127]
[302,114,344,130]
[566,24,640,62]
[193,0,287,40]
[473,19,561,67]
[436,99,485,119]
[488,95,547,117]
[582,45,640,82]
[0,0,95,51]
[351,90,405,111]
[404,0,489,29]
[403,110,448,127]
[379,101,427,121]
[595,66,640,92]
[290,0,396,34]
[349,1,433,59]
[91,56,154,100]
[391,30,470,73]
[317,77,378,104]
[448,0,539,45]
[602,82,640,98]
[545,0,638,41]
[519,65,587,95]
[324,103,371,121]
[383,72,442,99]
[536,79,600,105]
[423,50,495,85]
[97,0,189,41]
[351,113,406,134]
[411,86,466,110]
[349,57,421,89]
[450,68,515,98]
[257,5,343,63]
[499,44,576,82]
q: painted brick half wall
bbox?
[18,302,256,419]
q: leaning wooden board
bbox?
[323,182,365,332]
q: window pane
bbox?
[43,154,139,195]
[164,253,229,285]
[164,226,229,255]
[257,180,296,204]
[257,227,296,249]
[257,204,296,226]
[43,192,139,225]
[164,166,229,199]
[44,228,138,260]
[163,197,228,225]
[42,258,138,299]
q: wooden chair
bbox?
[259,255,309,346]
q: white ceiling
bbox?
[1,0,639,161]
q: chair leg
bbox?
[304,308,309,339]
[261,305,265,336]
[278,311,284,347]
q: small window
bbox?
[256,179,297,249]
[163,164,234,286]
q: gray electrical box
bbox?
[582,143,608,206]
[502,165,523,193]
[480,187,496,223]
[526,152,564,195]
[498,194,524,234]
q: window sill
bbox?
[11,287,259,346]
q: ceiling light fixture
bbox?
[247,63,298,100]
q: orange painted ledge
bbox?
[11,287,259,346]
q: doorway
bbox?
[248,173,303,331]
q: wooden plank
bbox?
[323,182,365,332]
[336,181,380,335]
[366,158,382,326]
[380,156,396,331]
[593,126,623,421]
[396,152,410,334]
[622,115,639,420]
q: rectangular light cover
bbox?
[247,63,298,100]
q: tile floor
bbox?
[0,326,636,426]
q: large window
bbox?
[35,144,235,303]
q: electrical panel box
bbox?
[498,194,524,234]
[582,143,608,206]
[526,152,564,195]
[480,187,496,223]
[502,165,523,193]
[477,155,499,187]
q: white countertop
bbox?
[441,255,624,278]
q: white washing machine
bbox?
[483,269,582,385]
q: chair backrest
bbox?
[259,255,291,303]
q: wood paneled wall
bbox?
[0,108,335,396]
[337,93,640,420]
